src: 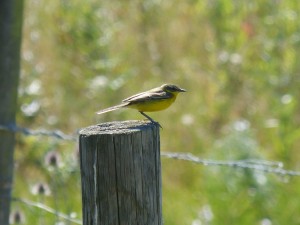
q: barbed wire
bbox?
[9,153,300,225]
[2,123,300,176]
[4,124,300,224]
[161,152,300,176]
[12,197,82,224]
[0,124,77,141]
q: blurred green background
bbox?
[12,0,300,224]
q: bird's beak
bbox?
[179,88,186,92]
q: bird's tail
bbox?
[96,102,129,114]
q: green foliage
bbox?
[14,0,300,224]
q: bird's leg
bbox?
[139,111,162,128]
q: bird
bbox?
[96,84,186,127]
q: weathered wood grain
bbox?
[79,120,162,225]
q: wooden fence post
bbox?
[0,1,23,224]
[79,120,162,225]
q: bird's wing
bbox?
[122,89,172,104]
[122,87,161,102]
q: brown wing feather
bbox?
[122,90,172,104]
[122,86,161,102]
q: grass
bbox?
[13,0,300,224]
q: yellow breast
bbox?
[127,95,177,112]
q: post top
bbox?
[79,120,157,136]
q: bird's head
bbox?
[161,84,186,93]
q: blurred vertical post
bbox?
[79,121,162,225]
[0,0,24,225]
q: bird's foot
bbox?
[150,120,162,129]
[140,111,162,129]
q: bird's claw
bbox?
[139,111,162,129]
[151,120,162,129]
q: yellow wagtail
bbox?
[96,84,186,126]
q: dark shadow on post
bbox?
[79,120,162,225]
